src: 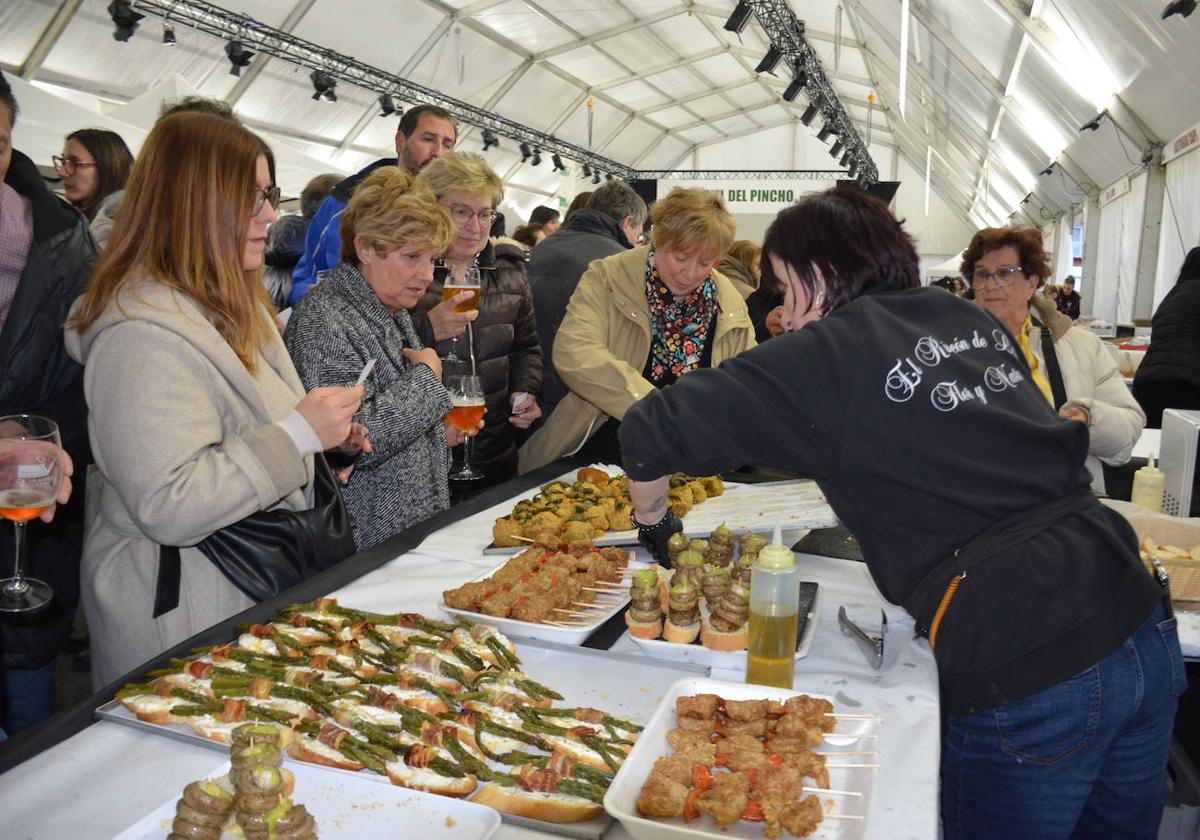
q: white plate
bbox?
[485,474,838,554]
[440,551,645,646]
[112,759,501,840]
[604,675,878,840]
[628,585,822,670]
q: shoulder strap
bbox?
[1038,322,1069,409]
[154,544,181,618]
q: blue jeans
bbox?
[942,603,1184,840]
[0,660,57,736]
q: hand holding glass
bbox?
[0,416,65,613]
[445,375,486,481]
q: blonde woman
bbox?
[519,187,756,472]
[65,112,362,687]
[285,168,466,548]
[414,152,543,486]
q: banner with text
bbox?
[657,179,839,214]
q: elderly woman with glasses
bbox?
[963,227,1144,492]
[412,152,543,487]
[519,187,756,472]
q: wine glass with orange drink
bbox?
[441,266,481,363]
[445,375,485,481]
[0,415,65,613]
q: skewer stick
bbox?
[824,814,865,821]
[825,763,880,769]
[572,601,611,610]
[544,619,591,627]
[553,609,598,618]
[508,535,537,543]
[825,713,881,721]
[582,586,623,593]
[803,787,861,797]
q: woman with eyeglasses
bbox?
[414,152,543,487]
[53,129,133,222]
[64,112,363,687]
[964,227,1144,493]
[618,188,1179,839]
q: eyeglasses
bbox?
[969,266,1025,288]
[52,155,98,176]
[446,203,497,226]
[253,186,282,216]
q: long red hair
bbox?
[69,111,273,371]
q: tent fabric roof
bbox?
[4,0,1198,245]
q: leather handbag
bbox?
[153,455,356,617]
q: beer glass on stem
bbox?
[445,374,485,481]
[0,415,64,613]
[441,266,481,364]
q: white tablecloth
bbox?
[0,484,941,840]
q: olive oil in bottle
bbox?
[746,526,800,689]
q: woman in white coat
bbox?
[65,112,362,688]
[963,226,1144,492]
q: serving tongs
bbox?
[838,606,887,670]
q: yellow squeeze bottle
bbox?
[746,525,800,689]
[1130,454,1165,513]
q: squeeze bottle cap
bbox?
[756,524,795,570]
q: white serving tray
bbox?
[439,551,646,646]
[485,474,839,554]
[112,759,501,840]
[604,675,878,840]
[628,585,821,671]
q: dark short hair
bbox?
[300,173,339,219]
[529,205,560,226]
[1063,275,1075,285]
[0,69,18,126]
[398,104,456,138]
[65,129,135,219]
[159,96,237,121]
[959,227,1051,289]
[761,187,919,317]
[512,223,543,249]
[587,181,647,227]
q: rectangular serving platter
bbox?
[112,759,502,840]
[485,477,839,554]
[604,675,879,840]
[97,637,712,840]
[440,550,645,646]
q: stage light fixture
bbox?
[724,1,753,33]
[605,173,614,181]
[782,70,807,103]
[109,1,144,42]
[800,103,819,126]
[582,163,592,178]
[840,149,851,167]
[592,172,601,185]
[482,128,499,151]
[1079,112,1104,132]
[225,40,255,76]
[310,70,337,102]
[377,93,397,117]
[162,24,176,46]
[816,124,832,142]
[1038,161,1056,176]
[830,140,843,158]
[531,149,542,167]
[1163,0,1197,19]
[552,153,566,172]
[755,46,783,75]
[520,142,533,162]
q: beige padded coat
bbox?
[64,280,314,688]
[519,246,756,473]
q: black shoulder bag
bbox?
[153,454,356,617]
[1038,321,1069,409]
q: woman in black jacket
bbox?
[621,187,1180,840]
[1133,247,1200,427]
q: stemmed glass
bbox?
[445,374,485,481]
[0,415,64,613]
[441,266,482,364]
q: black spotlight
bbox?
[755,45,783,75]
[551,153,566,172]
[1038,161,1056,176]
[800,103,819,126]
[1163,0,1197,19]
[377,94,397,117]
[310,70,337,102]
[724,0,753,33]
[605,172,614,181]
[830,140,843,158]
[225,41,255,76]
[782,70,807,103]
[592,172,601,185]
[162,24,176,46]
[520,142,533,162]
[1079,112,1104,132]
[840,149,851,167]
[531,149,542,167]
[816,124,832,142]
[109,1,144,42]
[482,128,499,151]
[582,163,592,178]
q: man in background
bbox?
[290,104,457,305]
[526,180,647,421]
[1058,275,1082,320]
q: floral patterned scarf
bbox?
[644,248,716,386]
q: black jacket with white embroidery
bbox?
[621,287,1161,715]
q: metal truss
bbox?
[641,170,851,181]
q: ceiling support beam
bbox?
[18,0,82,80]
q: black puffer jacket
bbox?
[1135,248,1200,391]
[410,240,543,481]
[526,209,632,419]
[0,149,97,669]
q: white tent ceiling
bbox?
[4,0,1199,257]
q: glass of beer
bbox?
[445,375,485,481]
[0,415,64,613]
[441,267,482,364]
